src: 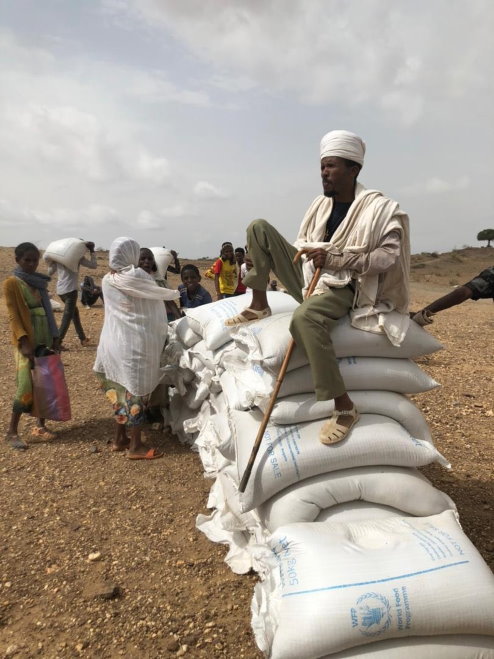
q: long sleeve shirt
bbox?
[48,253,97,295]
[324,230,401,277]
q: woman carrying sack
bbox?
[3,242,61,449]
[94,237,180,460]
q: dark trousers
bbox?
[59,290,86,342]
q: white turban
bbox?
[109,236,140,271]
[320,130,366,166]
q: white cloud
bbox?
[136,209,162,229]
[136,203,192,229]
[107,0,493,125]
[126,70,211,107]
[399,176,471,197]
[3,102,171,185]
[193,181,229,200]
[0,199,120,229]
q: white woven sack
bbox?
[224,358,439,412]
[327,634,494,658]
[263,391,432,441]
[219,370,255,411]
[252,511,494,659]
[43,238,87,272]
[277,358,438,398]
[317,501,410,523]
[167,392,200,444]
[172,315,202,347]
[196,471,266,575]
[229,313,443,375]
[193,419,231,476]
[189,339,237,375]
[150,247,173,279]
[233,410,449,512]
[192,412,233,476]
[186,291,298,351]
[257,466,456,533]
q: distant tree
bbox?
[477,229,494,247]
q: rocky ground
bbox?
[0,245,492,658]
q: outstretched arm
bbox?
[424,286,473,314]
[412,286,473,326]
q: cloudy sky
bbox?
[1,0,493,257]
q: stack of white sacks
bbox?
[162,292,494,658]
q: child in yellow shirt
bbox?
[213,242,237,300]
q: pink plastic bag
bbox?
[31,354,71,422]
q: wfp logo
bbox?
[350,592,392,637]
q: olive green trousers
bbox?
[243,219,354,401]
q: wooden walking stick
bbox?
[238,249,322,493]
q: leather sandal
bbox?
[319,406,360,445]
[224,307,271,327]
[31,427,56,442]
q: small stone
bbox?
[165,638,179,652]
[88,552,101,562]
[89,445,100,454]
[182,632,200,646]
[83,581,122,600]
[5,645,19,658]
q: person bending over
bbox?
[80,275,103,308]
[225,130,410,446]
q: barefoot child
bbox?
[3,243,60,449]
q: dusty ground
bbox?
[0,245,493,658]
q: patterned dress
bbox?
[96,374,149,427]
[13,279,52,414]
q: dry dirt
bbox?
[0,245,493,658]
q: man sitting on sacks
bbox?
[225,130,410,445]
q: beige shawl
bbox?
[294,183,410,346]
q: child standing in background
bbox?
[179,264,212,309]
[213,242,237,300]
[234,247,247,295]
[4,243,60,449]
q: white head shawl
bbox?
[109,236,140,271]
[320,130,366,166]
[107,236,179,301]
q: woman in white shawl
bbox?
[94,237,180,459]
